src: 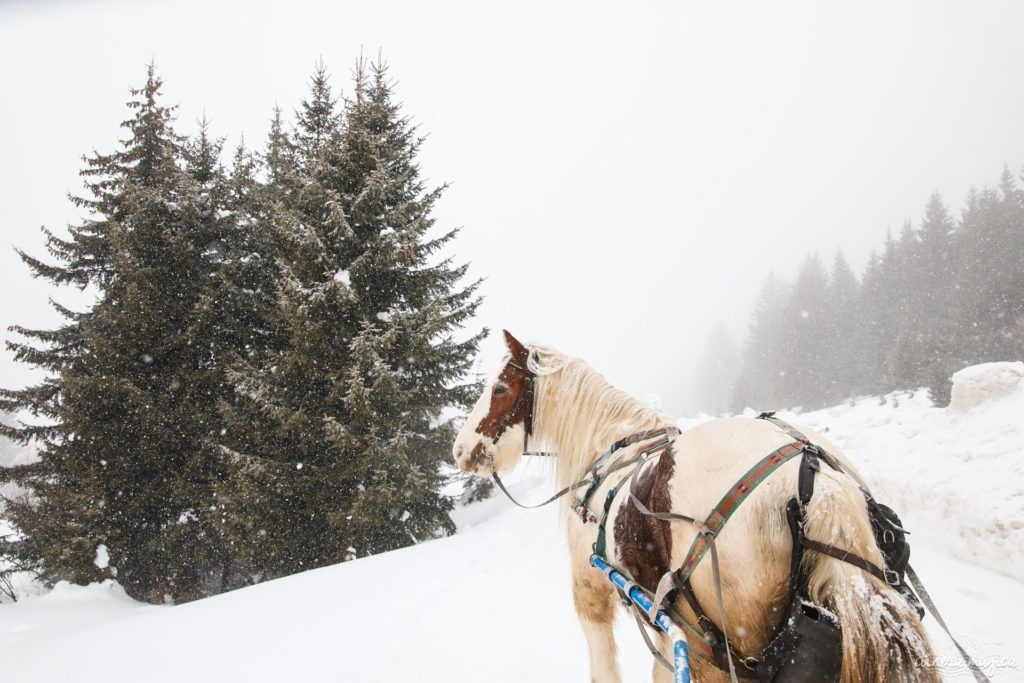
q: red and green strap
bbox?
[677,440,805,581]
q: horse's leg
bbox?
[651,633,674,683]
[570,527,621,683]
[572,574,621,683]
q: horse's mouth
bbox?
[461,442,491,474]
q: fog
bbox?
[2,0,1023,415]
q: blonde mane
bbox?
[524,344,674,494]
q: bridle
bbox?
[487,358,536,451]
[475,356,582,507]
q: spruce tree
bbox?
[915,193,959,403]
[2,67,238,602]
[216,64,358,577]
[857,249,884,390]
[732,273,791,410]
[218,59,482,577]
[732,167,1024,409]
[981,169,1024,359]
[694,322,740,415]
[784,255,830,408]
[332,59,483,555]
[1,66,182,588]
[822,251,862,403]
[861,230,904,393]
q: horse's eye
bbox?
[493,384,508,396]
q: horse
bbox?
[452,331,939,683]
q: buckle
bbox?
[697,522,719,538]
[883,568,900,585]
[742,656,760,671]
[618,580,638,607]
[697,615,717,634]
[573,502,596,524]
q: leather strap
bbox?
[490,470,590,510]
[801,537,896,585]
[677,440,806,582]
[758,412,846,474]
[628,604,674,673]
[490,427,678,512]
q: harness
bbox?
[477,358,987,681]
[487,409,990,682]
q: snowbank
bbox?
[949,361,1024,412]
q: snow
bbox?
[333,269,351,286]
[949,361,1024,412]
[93,544,110,570]
[2,364,1022,681]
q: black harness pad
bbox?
[866,497,924,619]
[758,598,842,683]
[755,451,843,683]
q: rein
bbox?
[484,427,679,511]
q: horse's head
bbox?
[453,330,536,474]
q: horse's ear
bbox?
[503,329,529,364]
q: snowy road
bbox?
[1,472,1021,682]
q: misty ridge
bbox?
[696,175,1024,415]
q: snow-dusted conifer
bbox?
[2,67,241,602]
[217,58,482,576]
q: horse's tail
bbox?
[802,471,938,683]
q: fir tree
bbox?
[1,65,183,588]
[783,255,830,408]
[732,167,1024,410]
[2,67,239,602]
[822,251,862,403]
[694,322,740,415]
[332,59,484,555]
[732,273,791,410]
[218,58,482,577]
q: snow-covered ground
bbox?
[2,363,1022,681]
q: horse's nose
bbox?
[454,443,476,472]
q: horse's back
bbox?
[662,416,864,660]
[671,416,865,506]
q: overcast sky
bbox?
[2,0,1023,415]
